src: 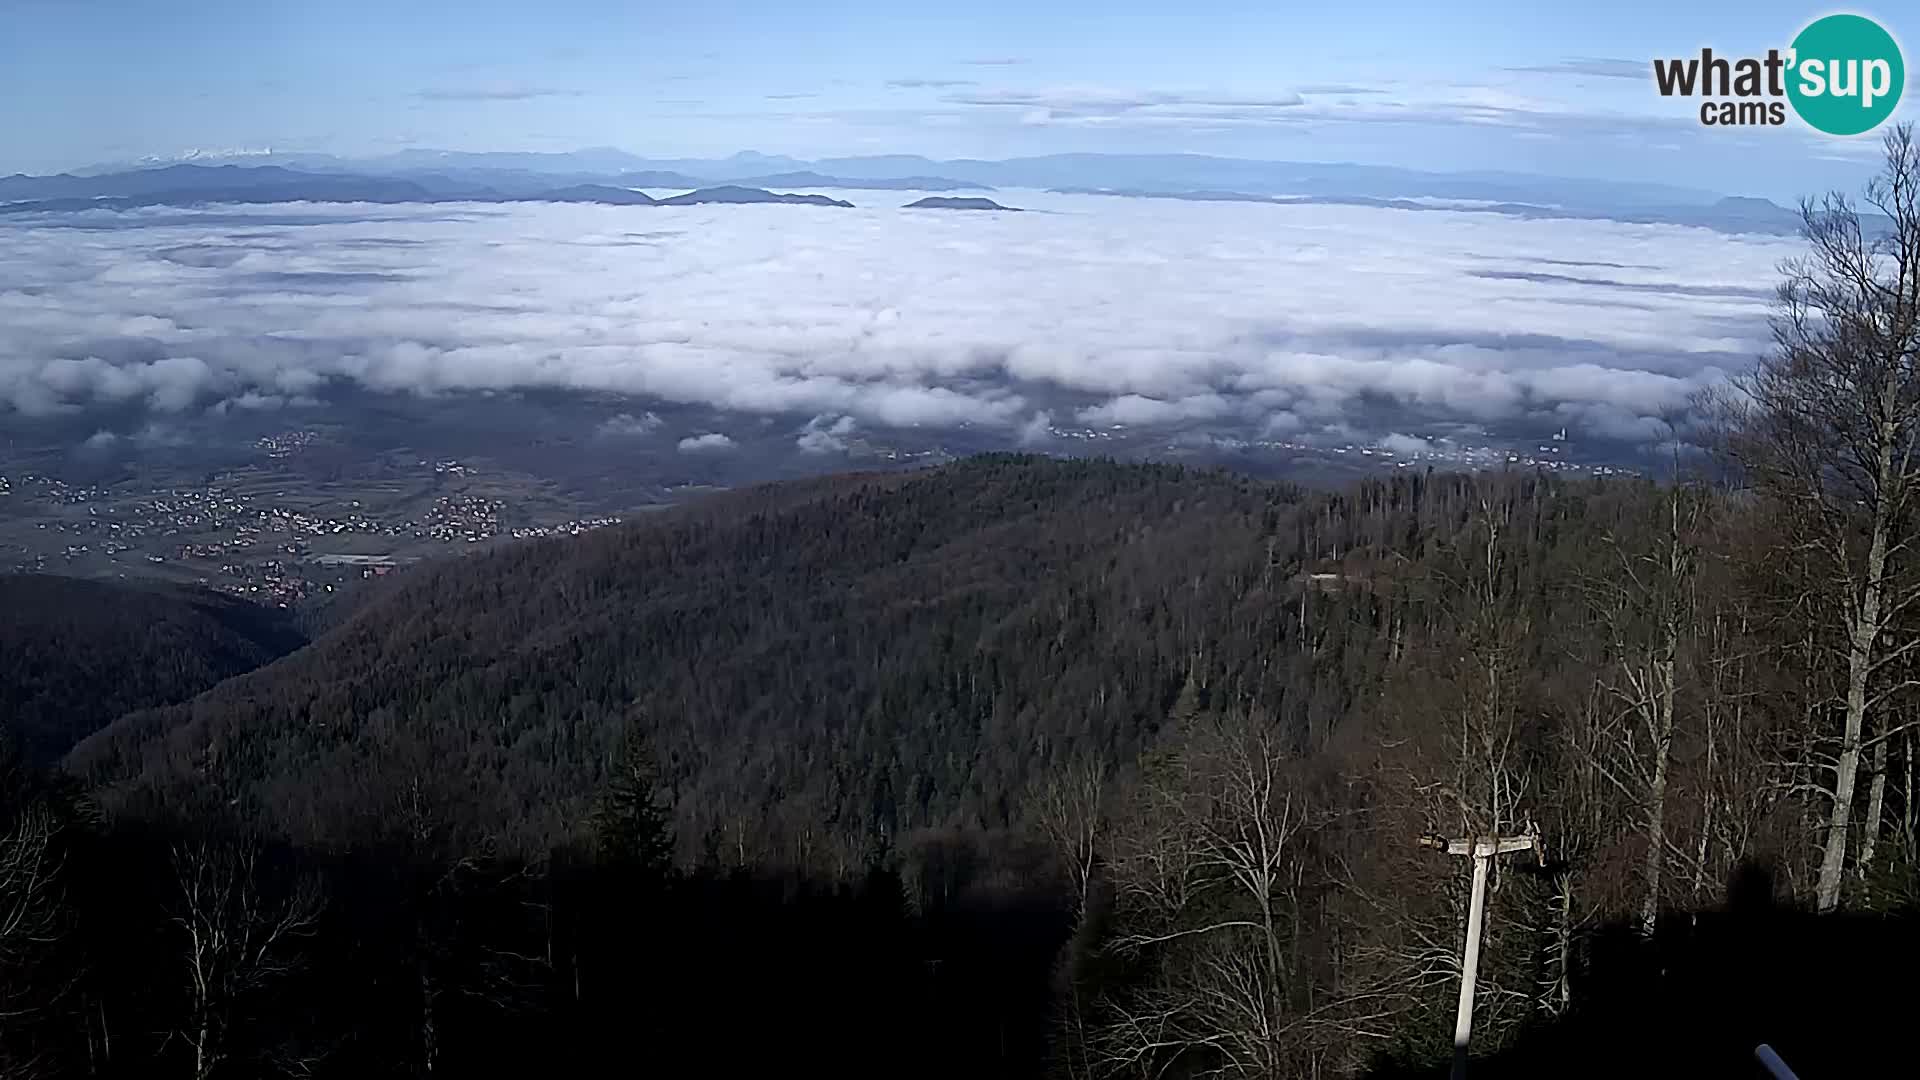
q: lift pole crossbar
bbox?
[1417,830,1545,1080]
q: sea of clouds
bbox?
[0,190,1794,450]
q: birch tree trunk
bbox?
[192,1018,212,1080]
[1904,729,1917,854]
[1589,481,1696,936]
[1640,656,1675,936]
[1861,738,1890,879]
[1817,498,1888,911]
[1725,124,1920,913]
[168,843,322,1080]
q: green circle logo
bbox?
[1786,14,1904,135]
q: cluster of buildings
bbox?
[254,430,321,458]
[1308,441,1635,476]
[19,487,390,551]
[3,441,662,606]
[254,504,389,540]
[1,469,531,603]
[2,474,107,505]
[1039,424,1633,477]
[1235,433,1637,477]
[875,448,955,463]
[508,515,622,539]
[1045,424,1125,442]
[413,494,507,543]
[211,558,317,606]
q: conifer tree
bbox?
[588,725,674,877]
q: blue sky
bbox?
[3,0,1912,198]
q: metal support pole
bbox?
[1754,1044,1800,1080]
[1418,829,1542,1080]
[1451,852,1490,1080]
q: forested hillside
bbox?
[73,457,1338,859]
[69,459,1654,869]
[0,575,304,765]
[29,449,1915,1078]
[6,128,1920,1080]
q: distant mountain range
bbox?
[0,166,859,215]
[528,183,661,205]
[733,171,990,192]
[597,170,989,192]
[657,186,852,207]
[904,196,1022,211]
[80,146,1732,208]
[1047,185,1825,235]
[0,152,1837,235]
[62,152,996,195]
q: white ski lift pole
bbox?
[1418,829,1545,1080]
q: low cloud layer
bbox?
[887,78,977,90]
[796,414,857,454]
[950,87,1308,114]
[597,410,662,438]
[414,84,583,101]
[677,432,736,453]
[0,191,1792,449]
[1505,57,1647,80]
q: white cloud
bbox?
[132,421,189,447]
[1078,393,1234,427]
[887,78,977,90]
[206,390,287,415]
[415,84,582,101]
[598,410,662,437]
[949,87,1306,114]
[0,193,1790,446]
[1379,433,1437,456]
[796,413,857,453]
[1261,411,1303,438]
[677,432,736,453]
[936,78,1700,139]
[1016,410,1053,445]
[1506,57,1646,80]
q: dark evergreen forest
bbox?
[0,575,305,767]
[5,126,1920,1080]
[0,453,1911,1079]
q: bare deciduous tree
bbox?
[0,808,61,984]
[0,805,65,1080]
[1726,123,1920,911]
[1034,755,1110,1080]
[167,842,322,1080]
[1036,755,1110,921]
[1093,711,1390,1077]
[1446,501,1536,852]
[1584,481,1705,935]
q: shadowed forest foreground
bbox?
[3,760,1914,1080]
[5,129,1920,1078]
